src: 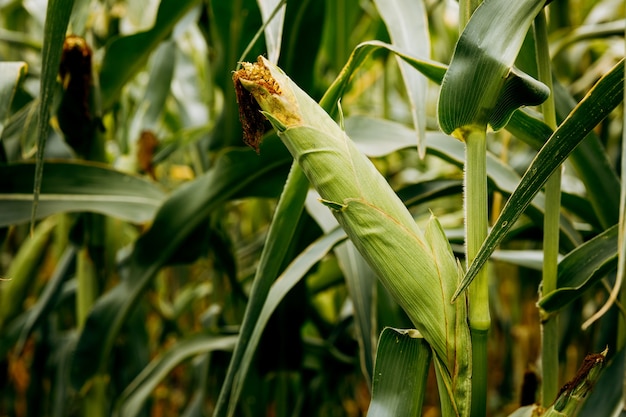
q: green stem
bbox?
[76,247,98,328]
[465,128,490,417]
[458,0,481,31]
[534,10,560,406]
[82,374,107,417]
[618,43,626,406]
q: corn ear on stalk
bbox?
[234,57,471,416]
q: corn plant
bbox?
[0,0,623,416]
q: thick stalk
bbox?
[465,128,490,417]
[534,11,560,406]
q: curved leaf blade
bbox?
[0,61,27,138]
[70,139,292,390]
[457,59,624,300]
[539,224,618,314]
[366,328,431,417]
[438,0,548,134]
[114,334,238,417]
[0,161,166,225]
[99,0,199,110]
[374,0,430,154]
[226,227,347,417]
[321,40,447,114]
[32,0,75,229]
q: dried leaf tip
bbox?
[233,57,301,152]
[233,59,269,152]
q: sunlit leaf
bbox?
[438,0,548,135]
[374,0,430,155]
[366,327,431,417]
[99,0,200,110]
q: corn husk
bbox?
[234,56,471,416]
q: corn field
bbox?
[0,0,624,416]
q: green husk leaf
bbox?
[235,56,471,416]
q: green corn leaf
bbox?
[0,161,166,226]
[114,334,238,417]
[374,0,430,154]
[256,0,286,63]
[366,328,432,417]
[235,56,471,416]
[31,0,74,231]
[456,58,624,301]
[345,115,582,250]
[438,0,549,135]
[13,246,76,354]
[0,216,56,328]
[538,224,618,315]
[214,159,309,417]
[322,40,447,117]
[70,138,292,390]
[98,0,199,110]
[0,61,27,139]
[226,227,346,417]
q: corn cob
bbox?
[234,56,471,416]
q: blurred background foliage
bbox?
[0,0,623,416]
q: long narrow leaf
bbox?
[99,0,199,110]
[438,0,549,134]
[366,328,432,417]
[31,0,74,230]
[226,227,346,417]
[0,62,27,138]
[114,334,238,417]
[374,0,430,154]
[538,225,618,314]
[0,161,166,225]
